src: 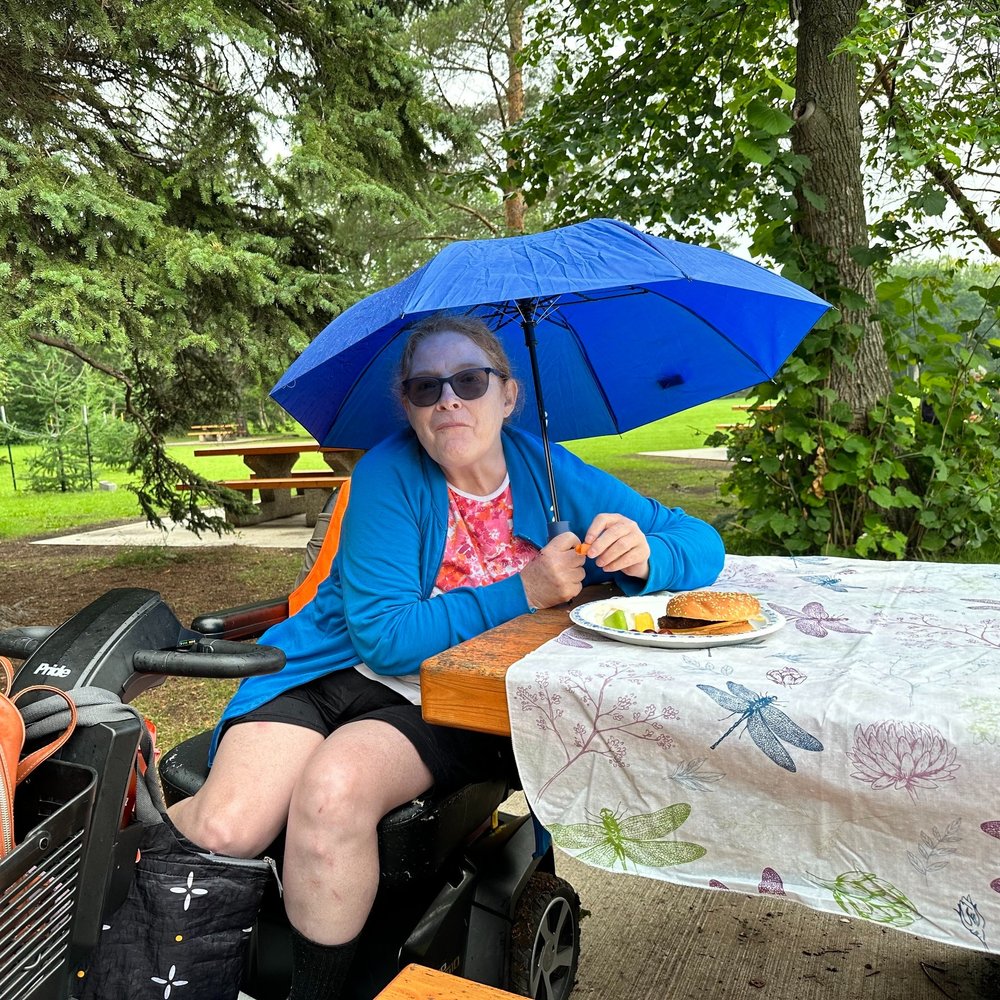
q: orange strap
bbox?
[12,686,79,784]
[288,479,351,616]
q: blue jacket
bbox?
[211,426,724,756]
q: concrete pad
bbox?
[639,447,730,462]
[31,509,314,549]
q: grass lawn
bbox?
[0,402,740,541]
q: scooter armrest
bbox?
[191,598,290,641]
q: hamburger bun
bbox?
[657,590,761,635]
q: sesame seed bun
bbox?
[665,590,761,623]
[656,591,762,634]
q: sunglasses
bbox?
[402,367,501,407]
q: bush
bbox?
[715,271,1000,560]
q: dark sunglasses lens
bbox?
[406,378,443,406]
[452,369,490,400]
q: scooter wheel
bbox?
[509,872,580,1000]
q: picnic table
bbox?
[421,553,1000,956]
[192,441,364,526]
[188,423,237,442]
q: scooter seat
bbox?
[159,731,510,886]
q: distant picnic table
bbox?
[188,423,237,443]
[187,441,364,527]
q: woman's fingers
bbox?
[520,532,586,609]
[584,514,650,577]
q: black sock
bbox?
[287,926,360,1000]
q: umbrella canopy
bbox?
[271,219,830,526]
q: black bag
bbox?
[26,689,275,1000]
[75,818,272,1000]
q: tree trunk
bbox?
[793,0,891,419]
[504,0,526,234]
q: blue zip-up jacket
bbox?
[211,426,724,757]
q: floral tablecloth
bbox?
[506,554,1000,951]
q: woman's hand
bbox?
[583,513,651,581]
[520,533,586,609]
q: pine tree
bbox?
[0,0,434,531]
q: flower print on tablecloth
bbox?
[765,665,806,687]
[955,895,988,947]
[809,870,921,928]
[872,606,1000,653]
[511,660,680,800]
[696,680,823,772]
[547,802,705,872]
[847,721,959,800]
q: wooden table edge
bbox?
[420,584,617,736]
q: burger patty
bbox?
[657,614,723,630]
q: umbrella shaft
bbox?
[519,302,562,525]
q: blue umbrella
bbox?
[271,218,830,531]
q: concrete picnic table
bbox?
[193,442,363,526]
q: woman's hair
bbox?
[397,314,515,384]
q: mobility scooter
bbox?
[0,585,580,1000]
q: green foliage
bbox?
[0,0,436,531]
[714,267,1000,558]
[520,0,1000,558]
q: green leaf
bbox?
[746,100,794,136]
[735,136,774,165]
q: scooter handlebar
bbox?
[133,637,285,678]
[0,626,57,660]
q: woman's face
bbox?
[403,331,517,485]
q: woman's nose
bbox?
[436,384,462,407]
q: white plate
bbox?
[569,593,786,649]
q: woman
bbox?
[169,313,725,999]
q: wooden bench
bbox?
[374,964,520,999]
[187,423,237,443]
[178,474,349,527]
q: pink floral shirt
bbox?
[434,477,538,593]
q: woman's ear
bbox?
[503,378,518,418]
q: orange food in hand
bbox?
[574,542,591,556]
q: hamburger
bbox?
[657,590,762,636]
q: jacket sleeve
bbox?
[559,447,726,596]
[337,454,532,677]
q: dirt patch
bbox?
[0,533,302,749]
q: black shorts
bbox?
[225,668,513,794]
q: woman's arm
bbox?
[338,458,532,677]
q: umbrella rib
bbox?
[548,308,624,438]
[642,287,774,380]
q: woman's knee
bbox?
[288,761,375,849]
[170,791,277,858]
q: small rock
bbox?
[98,480,118,492]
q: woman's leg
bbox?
[168,721,324,857]
[282,718,434,944]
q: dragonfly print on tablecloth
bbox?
[697,681,823,772]
[547,803,706,872]
[767,600,870,638]
[511,660,679,799]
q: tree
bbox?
[399,0,552,253]
[520,0,1000,558]
[1,0,435,532]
